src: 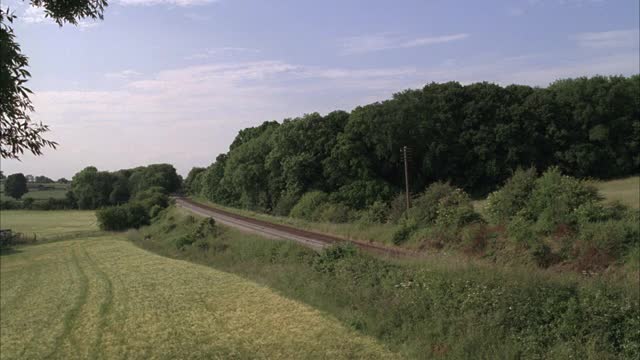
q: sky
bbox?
[2,0,639,179]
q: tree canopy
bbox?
[0,1,108,159]
[188,75,639,213]
[4,173,28,199]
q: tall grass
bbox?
[131,207,640,359]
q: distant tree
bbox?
[0,170,4,179]
[1,1,108,159]
[25,174,34,183]
[183,167,205,194]
[35,175,54,183]
[4,173,27,199]
[57,178,69,184]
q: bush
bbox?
[408,182,458,226]
[524,167,599,233]
[507,215,536,247]
[313,202,354,223]
[175,217,218,250]
[486,167,537,224]
[387,193,409,224]
[359,201,389,224]
[132,186,169,213]
[574,201,628,226]
[0,199,21,210]
[149,205,163,219]
[330,180,394,209]
[273,191,300,216]
[461,223,489,254]
[392,223,418,245]
[434,188,483,229]
[312,243,357,273]
[97,203,150,231]
[290,191,329,220]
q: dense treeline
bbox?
[69,164,181,209]
[189,75,639,212]
[65,164,181,230]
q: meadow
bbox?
[0,214,397,359]
[0,210,98,239]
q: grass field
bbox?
[0,214,396,359]
[0,210,98,238]
[590,176,639,208]
[0,182,69,201]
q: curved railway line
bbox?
[175,197,418,258]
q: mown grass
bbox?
[589,176,640,208]
[133,207,640,359]
[0,210,98,238]
[0,236,398,359]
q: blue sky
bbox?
[3,0,639,178]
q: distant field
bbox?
[591,176,639,208]
[0,182,69,201]
[0,237,396,359]
[0,210,98,238]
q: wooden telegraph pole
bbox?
[401,146,411,213]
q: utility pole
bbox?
[401,146,411,213]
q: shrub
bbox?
[392,223,418,245]
[485,167,537,224]
[149,205,163,219]
[524,167,599,233]
[97,203,150,231]
[507,215,536,247]
[312,243,357,273]
[387,193,409,224]
[273,191,301,216]
[408,182,457,225]
[313,202,353,223]
[461,223,489,254]
[0,199,21,210]
[574,201,628,226]
[132,186,169,213]
[359,201,389,224]
[434,188,483,229]
[175,217,218,250]
[330,180,394,209]
[577,215,639,261]
[290,191,329,220]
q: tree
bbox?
[57,178,69,184]
[1,1,108,159]
[25,174,34,183]
[4,173,27,199]
[35,175,54,183]
[0,171,4,180]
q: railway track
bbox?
[175,197,418,258]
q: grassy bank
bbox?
[132,206,640,359]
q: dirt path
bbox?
[175,197,417,258]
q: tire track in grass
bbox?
[18,259,76,359]
[44,245,89,359]
[84,245,114,360]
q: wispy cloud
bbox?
[185,47,260,60]
[572,29,639,48]
[105,70,143,80]
[117,0,217,6]
[340,33,469,55]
